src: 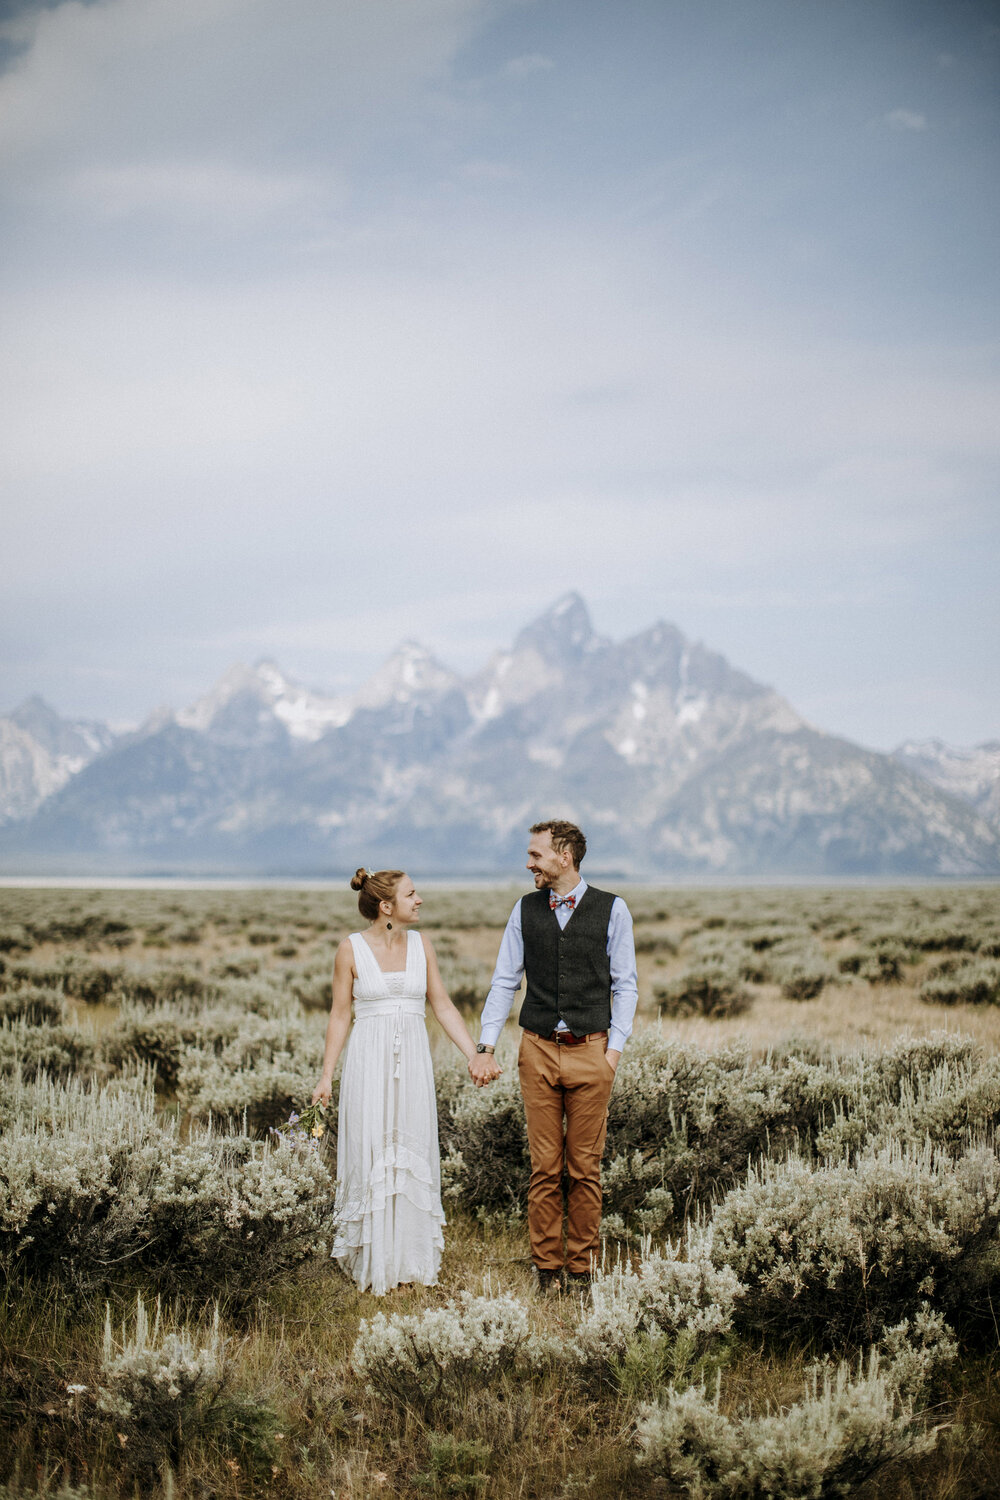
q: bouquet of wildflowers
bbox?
[269,1100,328,1150]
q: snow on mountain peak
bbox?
[353,641,460,710]
[176,660,352,741]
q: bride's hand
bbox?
[468,1053,502,1087]
[312,1082,331,1106]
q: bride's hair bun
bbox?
[351,866,406,921]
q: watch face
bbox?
[476,1043,487,1053]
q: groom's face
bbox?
[526,830,567,889]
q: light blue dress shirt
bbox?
[478,877,639,1053]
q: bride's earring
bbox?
[384,907,392,930]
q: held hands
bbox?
[468,1051,503,1088]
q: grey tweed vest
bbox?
[518,885,616,1038]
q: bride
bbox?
[311,867,481,1295]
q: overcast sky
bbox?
[1,0,998,750]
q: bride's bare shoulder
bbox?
[333,936,358,969]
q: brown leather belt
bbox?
[530,1029,608,1047]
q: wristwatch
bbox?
[475,1043,495,1054]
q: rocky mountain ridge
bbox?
[893,739,1000,827]
[1,594,998,876]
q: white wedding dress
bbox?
[331,929,446,1294]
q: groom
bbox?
[468,820,638,1290]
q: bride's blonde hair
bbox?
[350,867,405,922]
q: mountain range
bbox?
[1,594,998,877]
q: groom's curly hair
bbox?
[530,819,587,868]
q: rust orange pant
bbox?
[517,1028,616,1274]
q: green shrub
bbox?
[246,927,281,946]
[115,964,212,1005]
[743,927,800,953]
[164,923,204,945]
[175,1010,324,1128]
[602,1038,846,1236]
[102,1002,193,1090]
[281,960,331,1009]
[413,1434,492,1496]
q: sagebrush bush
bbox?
[0,1016,100,1081]
[572,1231,743,1382]
[633,924,678,955]
[443,1034,857,1236]
[352,1290,529,1411]
[906,923,980,953]
[1,955,124,1005]
[601,1037,846,1236]
[102,1001,198,1090]
[0,924,33,954]
[439,1054,532,1223]
[113,963,214,1006]
[838,943,908,984]
[653,962,752,1018]
[709,1140,1000,1342]
[0,985,67,1025]
[0,1072,334,1294]
[811,1035,1000,1161]
[635,1352,939,1497]
[96,1295,225,1466]
[772,956,837,1001]
[437,954,495,1008]
[919,960,1000,1007]
[875,1304,958,1403]
[175,1010,324,1129]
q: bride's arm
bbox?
[311,940,355,1105]
[422,935,480,1066]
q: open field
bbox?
[2,882,1000,1499]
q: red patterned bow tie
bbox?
[549,892,576,910]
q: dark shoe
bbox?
[533,1266,563,1296]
